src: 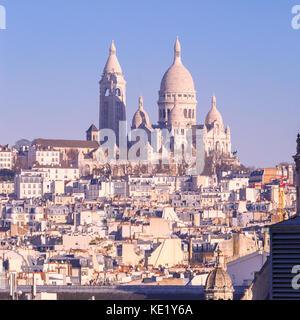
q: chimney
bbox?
[233,233,240,257]
[264,230,269,252]
[32,273,37,299]
[189,238,193,263]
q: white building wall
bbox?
[28,146,60,167]
[227,251,268,286]
[0,150,13,170]
[36,167,79,181]
[15,173,43,199]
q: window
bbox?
[115,88,121,96]
[105,88,109,96]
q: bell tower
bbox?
[99,41,126,146]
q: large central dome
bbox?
[157,38,197,128]
[160,38,195,93]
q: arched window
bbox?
[105,88,109,96]
[115,88,121,96]
[184,109,187,118]
[188,110,192,118]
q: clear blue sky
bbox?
[0,0,299,168]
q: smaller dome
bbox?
[205,95,224,128]
[205,248,234,300]
[132,96,152,130]
[205,266,233,291]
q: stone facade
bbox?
[203,96,232,157]
[158,37,197,130]
[97,38,233,161]
[99,41,126,146]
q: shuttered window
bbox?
[271,229,300,300]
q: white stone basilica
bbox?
[96,38,235,165]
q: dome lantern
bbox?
[174,36,181,63]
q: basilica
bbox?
[85,38,238,175]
